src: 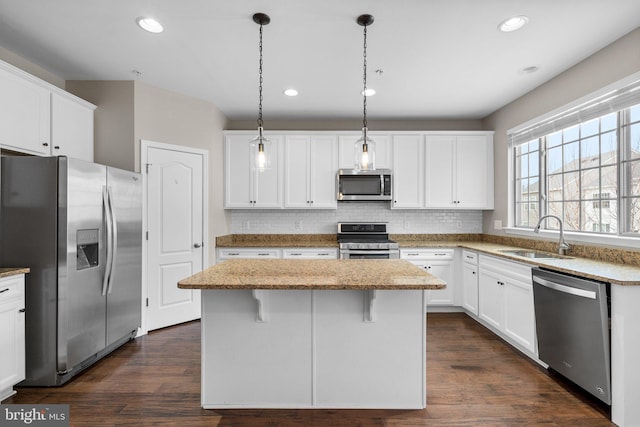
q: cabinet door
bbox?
[462,263,479,315]
[424,135,455,208]
[392,134,424,208]
[309,136,337,208]
[51,93,94,161]
[0,276,25,396]
[0,67,50,155]
[253,135,282,208]
[456,135,491,208]
[284,136,310,208]
[338,134,391,170]
[503,277,536,353]
[425,260,454,305]
[478,268,503,330]
[225,135,253,208]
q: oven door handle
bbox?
[341,250,397,255]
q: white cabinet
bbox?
[392,134,424,208]
[478,255,536,355]
[51,92,95,161]
[224,133,283,209]
[284,135,337,209]
[0,64,51,155]
[338,134,391,170]
[425,134,494,209]
[282,248,337,259]
[0,60,95,161]
[461,250,479,315]
[401,249,455,308]
[0,274,26,401]
[217,248,281,262]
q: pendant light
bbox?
[354,14,376,171]
[251,13,271,172]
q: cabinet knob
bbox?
[42,142,49,147]
[194,243,202,248]
[19,308,26,313]
[54,145,60,150]
[472,271,476,275]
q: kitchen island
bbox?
[178,259,445,409]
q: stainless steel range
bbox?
[338,222,399,259]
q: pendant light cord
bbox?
[362,24,368,139]
[257,22,264,133]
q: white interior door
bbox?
[142,140,207,332]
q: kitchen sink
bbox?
[499,249,571,260]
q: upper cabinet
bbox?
[224,130,494,210]
[284,135,337,209]
[0,64,51,155]
[338,134,392,170]
[224,133,283,209]
[425,134,494,209]
[393,132,494,210]
[51,92,95,161]
[0,60,96,161]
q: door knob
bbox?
[194,243,202,248]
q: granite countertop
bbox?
[178,259,446,290]
[215,234,640,286]
[0,267,30,279]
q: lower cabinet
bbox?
[461,250,479,315]
[401,249,455,309]
[478,255,537,356]
[217,248,338,263]
[0,274,26,401]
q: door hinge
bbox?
[146,231,149,240]
[145,163,151,173]
[146,298,149,307]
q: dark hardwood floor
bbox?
[5,313,613,426]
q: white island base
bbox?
[201,289,426,409]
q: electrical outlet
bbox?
[243,220,250,230]
[294,220,302,230]
[403,220,410,229]
[494,220,503,230]
[456,221,462,229]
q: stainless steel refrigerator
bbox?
[0,155,142,386]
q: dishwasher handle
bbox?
[532,275,596,299]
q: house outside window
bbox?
[510,93,640,237]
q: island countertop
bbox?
[178,259,446,290]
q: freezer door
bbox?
[105,166,142,346]
[58,157,108,373]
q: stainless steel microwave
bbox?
[336,169,393,201]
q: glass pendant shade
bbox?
[251,129,271,172]
[354,129,375,171]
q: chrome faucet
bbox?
[534,215,571,255]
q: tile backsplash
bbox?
[230,202,483,234]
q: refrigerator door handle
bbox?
[102,186,114,296]
[107,186,118,295]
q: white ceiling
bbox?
[1,1,639,121]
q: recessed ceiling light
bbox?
[520,65,540,74]
[361,88,376,96]
[283,89,298,97]
[136,17,164,33]
[498,15,529,32]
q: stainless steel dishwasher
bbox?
[532,267,611,405]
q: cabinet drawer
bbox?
[400,249,454,260]
[218,248,281,260]
[462,250,478,265]
[282,249,338,259]
[0,276,25,305]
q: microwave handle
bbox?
[380,174,384,194]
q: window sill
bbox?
[503,227,640,250]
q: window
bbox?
[511,100,640,237]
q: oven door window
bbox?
[340,176,381,195]
[347,253,391,259]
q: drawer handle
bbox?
[434,253,448,256]
[258,253,271,256]
[466,255,474,259]
[407,253,420,256]
[318,253,330,256]
[290,253,302,256]
[19,308,26,313]
[0,288,9,294]
[228,252,240,256]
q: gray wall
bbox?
[482,27,640,237]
